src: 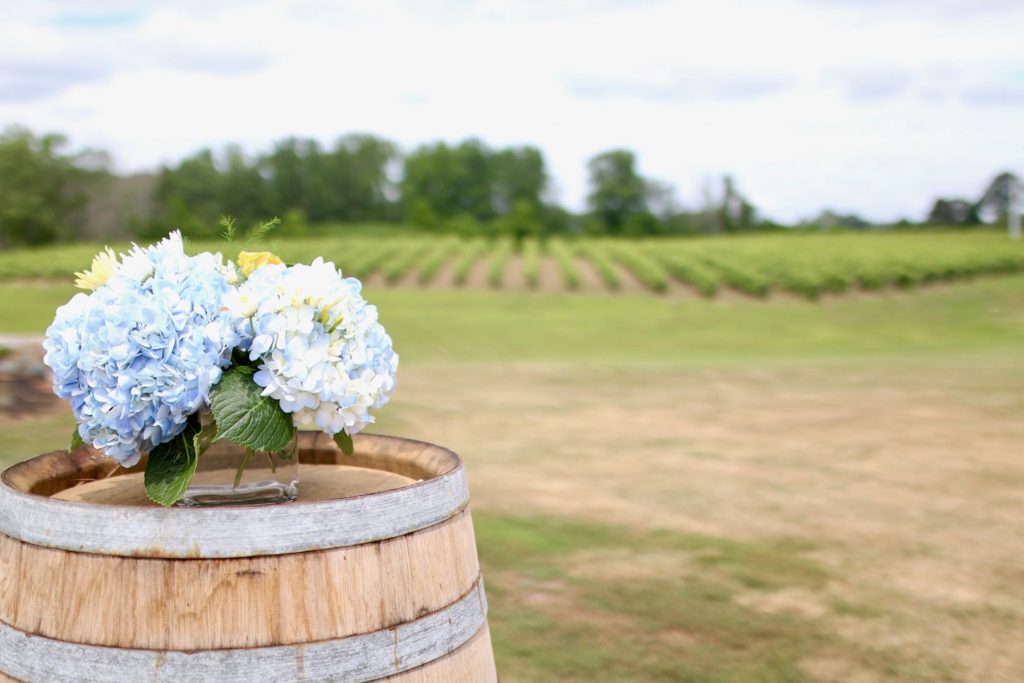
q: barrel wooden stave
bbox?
[0,433,497,682]
[0,510,480,650]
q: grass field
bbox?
[1,237,1023,681]
[0,230,1021,300]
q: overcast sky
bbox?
[2,0,1022,222]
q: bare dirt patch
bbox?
[565,548,693,582]
[362,269,386,289]
[572,256,607,293]
[661,274,702,298]
[735,587,830,619]
[394,263,422,289]
[538,256,562,292]
[607,260,647,295]
[801,656,880,683]
[464,252,491,289]
[426,254,459,289]
[503,255,527,290]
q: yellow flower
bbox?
[237,251,284,277]
[74,247,119,291]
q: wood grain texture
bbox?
[0,579,491,683]
[0,509,481,649]
[0,433,469,558]
[384,625,497,682]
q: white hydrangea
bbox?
[228,258,398,436]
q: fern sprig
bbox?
[219,215,237,242]
[247,217,281,242]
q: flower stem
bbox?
[234,449,253,488]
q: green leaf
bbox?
[69,428,84,452]
[144,417,201,506]
[334,430,354,456]
[209,366,294,452]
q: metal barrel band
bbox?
[0,465,469,559]
[0,577,488,683]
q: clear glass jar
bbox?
[179,410,299,507]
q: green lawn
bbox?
[8,274,1023,363]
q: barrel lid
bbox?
[0,432,470,559]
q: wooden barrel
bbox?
[0,432,497,682]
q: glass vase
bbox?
[178,410,299,507]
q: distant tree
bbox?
[685,175,761,234]
[406,198,442,231]
[151,134,400,234]
[151,149,224,237]
[976,171,1022,225]
[719,175,757,232]
[402,140,495,223]
[496,199,542,246]
[401,139,551,229]
[927,198,980,226]
[317,134,398,222]
[802,209,872,230]
[262,137,314,218]
[644,179,679,222]
[220,144,268,226]
[586,149,648,234]
[694,176,724,234]
[539,204,573,235]
[490,146,546,215]
[85,173,156,241]
[623,210,661,237]
[444,213,483,237]
[0,126,108,246]
[660,211,699,235]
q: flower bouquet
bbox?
[43,227,398,506]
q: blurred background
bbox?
[1,1,1023,681]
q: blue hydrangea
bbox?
[43,232,241,465]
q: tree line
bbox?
[926,173,1021,227]
[151,135,774,240]
[0,125,1019,247]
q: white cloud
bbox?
[567,70,797,103]
[1,0,1022,222]
[960,81,1024,107]
[805,0,1024,19]
[823,66,916,102]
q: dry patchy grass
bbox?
[371,357,1024,682]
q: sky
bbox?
[1,0,1022,223]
